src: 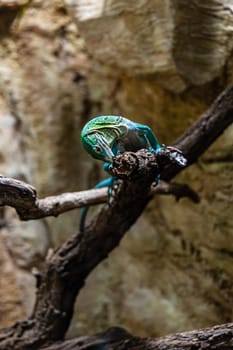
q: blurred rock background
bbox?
[0,0,232,337]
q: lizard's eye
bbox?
[94,145,101,153]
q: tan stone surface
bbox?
[0,233,26,327]
[0,0,28,6]
[65,0,233,91]
[0,0,87,326]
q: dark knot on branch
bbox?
[108,146,187,181]
[110,149,159,180]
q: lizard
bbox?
[80,115,187,231]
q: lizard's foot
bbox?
[156,145,187,167]
[165,146,187,167]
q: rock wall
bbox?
[0,0,232,337]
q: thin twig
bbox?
[0,175,199,221]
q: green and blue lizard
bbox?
[80,115,186,231]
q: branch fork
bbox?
[0,84,233,349]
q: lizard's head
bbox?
[81,131,114,163]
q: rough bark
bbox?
[0,85,232,349]
[162,83,233,180]
[35,324,233,350]
[66,0,233,91]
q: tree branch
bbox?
[35,324,233,350]
[0,176,199,221]
[0,85,232,350]
[0,175,108,219]
[162,84,233,180]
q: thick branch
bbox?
[37,324,233,350]
[162,84,233,180]
[0,85,232,350]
